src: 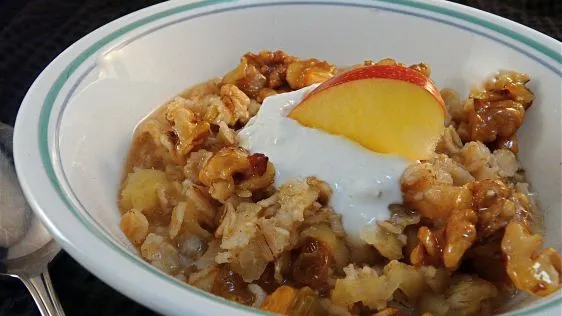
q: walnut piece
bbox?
[286,59,336,90]
[198,147,274,201]
[462,71,534,152]
[166,101,210,161]
[443,209,477,270]
[222,50,296,98]
[502,221,561,296]
[410,209,477,271]
[471,179,532,237]
[401,162,472,219]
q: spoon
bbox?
[0,122,65,316]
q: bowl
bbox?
[13,0,561,315]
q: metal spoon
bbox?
[0,123,65,316]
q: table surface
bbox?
[0,0,560,315]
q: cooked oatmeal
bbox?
[118,51,561,315]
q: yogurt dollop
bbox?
[238,85,410,244]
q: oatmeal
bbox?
[118,51,561,315]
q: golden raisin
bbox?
[248,153,269,177]
[292,238,334,291]
[211,265,255,305]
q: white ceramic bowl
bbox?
[13,0,562,315]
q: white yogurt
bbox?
[238,85,410,244]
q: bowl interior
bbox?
[52,1,560,314]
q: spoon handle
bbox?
[20,271,65,316]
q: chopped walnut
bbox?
[443,209,477,270]
[199,147,274,201]
[246,50,297,89]
[198,84,251,127]
[223,51,336,100]
[502,221,561,296]
[467,99,525,146]
[483,71,534,108]
[460,71,534,152]
[410,226,444,267]
[135,100,210,166]
[401,162,472,219]
[411,208,477,271]
[286,59,336,90]
[222,55,266,99]
[166,101,210,157]
[223,50,296,98]
[470,179,532,237]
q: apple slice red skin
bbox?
[302,64,445,113]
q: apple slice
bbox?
[288,64,445,160]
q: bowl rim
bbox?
[13,0,562,315]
